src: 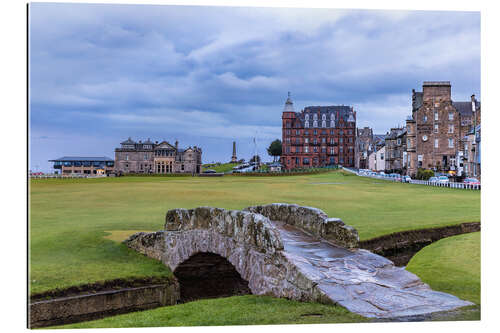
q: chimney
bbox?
[471,94,476,112]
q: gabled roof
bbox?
[452,101,481,117]
[49,156,113,162]
[154,141,176,150]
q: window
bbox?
[304,130,309,135]
[340,146,343,153]
[286,129,291,135]
[125,154,129,161]
[322,120,326,128]
[313,130,317,135]
[295,130,300,135]
[321,137,326,143]
[330,138,334,144]
[448,124,454,133]
[313,114,318,120]
[303,158,310,165]
[304,138,309,144]
[313,120,318,128]
[434,139,439,148]
[313,147,318,152]
[434,112,438,121]
[339,138,343,143]
[322,114,326,120]
[330,120,335,128]
[434,124,438,133]
[448,112,454,120]
[313,138,317,144]
[423,115,427,123]
[305,114,309,121]
[304,120,309,128]
[407,138,410,147]
[144,154,148,161]
[304,146,309,153]
[397,138,401,145]
[448,138,454,148]
[330,148,334,154]
[330,130,334,135]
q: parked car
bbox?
[437,176,450,184]
[428,177,438,183]
[463,177,480,185]
[402,175,412,183]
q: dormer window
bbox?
[322,120,326,128]
[313,114,318,121]
[322,114,326,121]
[313,120,318,128]
[330,120,335,128]
[305,120,309,128]
[305,114,309,121]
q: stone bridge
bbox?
[125,203,472,319]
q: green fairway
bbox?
[407,232,481,305]
[55,295,368,328]
[202,162,238,173]
[29,170,480,295]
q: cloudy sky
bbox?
[29,3,480,172]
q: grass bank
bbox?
[55,295,368,328]
[407,232,481,305]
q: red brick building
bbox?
[281,93,357,169]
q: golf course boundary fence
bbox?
[342,167,480,190]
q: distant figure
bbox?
[231,141,237,163]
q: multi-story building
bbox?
[49,156,115,175]
[384,127,407,173]
[368,144,385,172]
[464,124,481,179]
[114,138,202,174]
[355,127,374,169]
[405,81,480,177]
[281,93,356,169]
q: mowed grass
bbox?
[407,232,481,305]
[56,295,368,328]
[30,171,480,294]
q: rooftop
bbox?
[49,156,114,162]
[423,81,451,86]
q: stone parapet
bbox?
[245,203,359,248]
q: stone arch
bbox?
[173,252,251,301]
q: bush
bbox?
[416,168,434,180]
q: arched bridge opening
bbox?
[173,252,251,302]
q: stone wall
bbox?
[244,203,359,248]
[30,282,179,328]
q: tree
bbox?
[267,139,282,162]
[249,155,261,164]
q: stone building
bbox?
[405,81,480,177]
[114,138,202,174]
[281,93,357,169]
[355,127,374,169]
[384,127,407,173]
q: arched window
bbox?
[305,114,309,121]
[313,113,318,121]
[305,120,309,128]
[313,120,318,128]
[322,120,326,128]
[330,120,335,128]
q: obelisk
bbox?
[231,141,237,163]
